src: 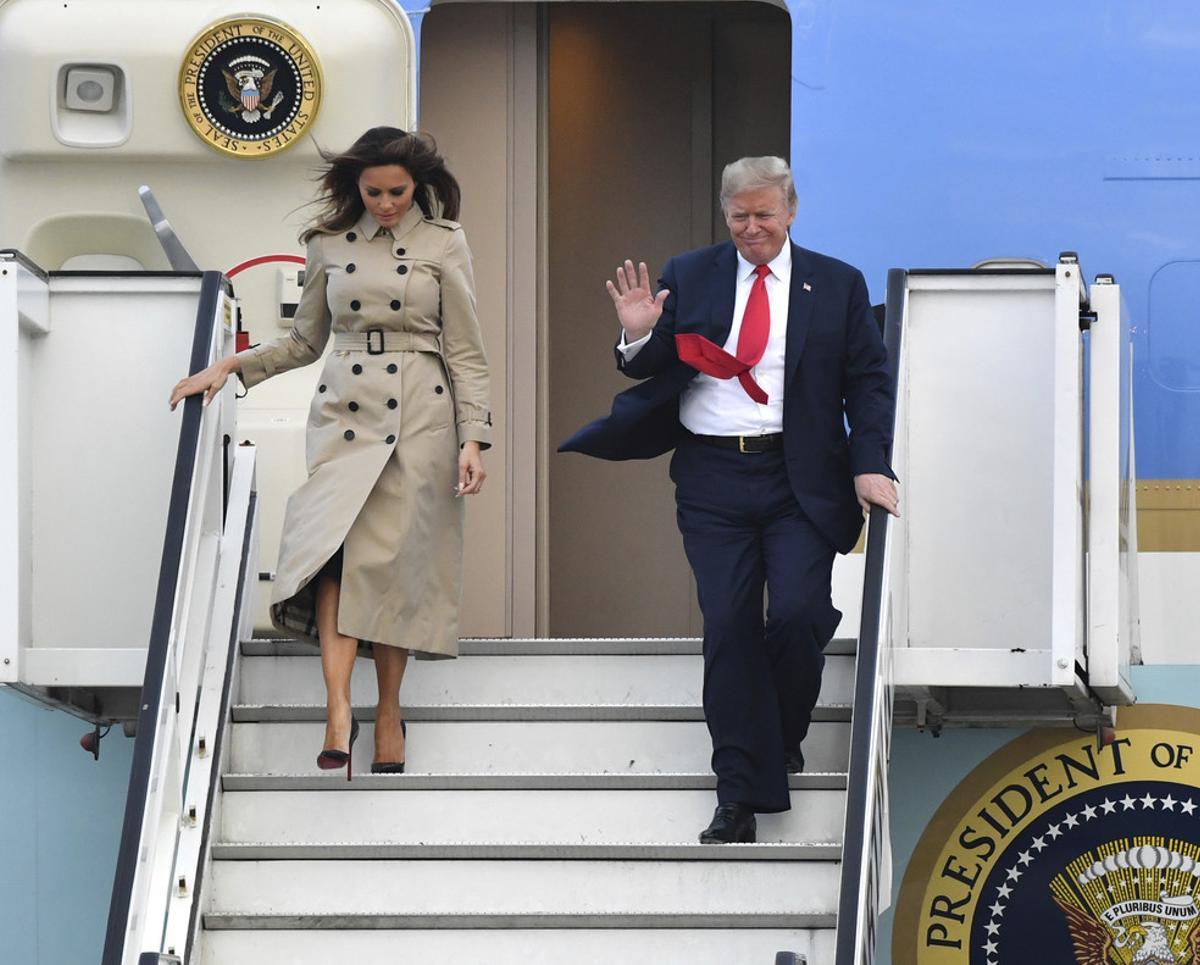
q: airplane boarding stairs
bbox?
[195,631,861,963]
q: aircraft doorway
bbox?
[421,1,791,637]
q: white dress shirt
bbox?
[619,244,791,435]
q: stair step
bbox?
[206,859,841,917]
[230,703,854,723]
[199,927,834,965]
[212,842,840,861]
[227,720,852,774]
[218,789,846,845]
[221,771,848,791]
[241,636,857,657]
[204,911,837,930]
[237,652,856,706]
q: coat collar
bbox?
[355,204,424,242]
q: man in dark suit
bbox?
[560,156,898,843]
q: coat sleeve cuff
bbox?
[850,448,897,481]
[458,421,493,449]
[235,347,271,389]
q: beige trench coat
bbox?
[237,205,491,658]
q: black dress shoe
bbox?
[699,803,756,844]
[784,745,805,774]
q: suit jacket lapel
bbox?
[785,242,816,386]
[706,243,739,345]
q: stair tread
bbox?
[221,771,848,791]
[203,911,839,929]
[243,636,857,656]
[231,702,853,723]
[212,842,842,861]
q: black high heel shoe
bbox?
[371,719,406,774]
[317,715,360,782]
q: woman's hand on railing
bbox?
[169,356,239,410]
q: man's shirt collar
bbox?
[736,241,792,282]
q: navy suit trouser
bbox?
[670,436,841,814]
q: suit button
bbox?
[346,263,357,273]
[396,265,408,275]
[396,248,406,256]
[387,363,397,374]
[318,384,326,393]
[348,401,359,412]
[387,398,397,409]
[352,363,363,375]
[390,299,401,310]
[344,430,355,441]
[350,299,361,311]
[347,231,357,242]
[386,434,396,444]
[434,385,444,394]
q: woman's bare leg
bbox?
[373,644,409,764]
[315,575,358,752]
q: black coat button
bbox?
[387,398,397,409]
[346,263,357,273]
[396,265,408,275]
[350,300,361,311]
[387,363,397,374]
[347,231,357,242]
[390,299,401,310]
[386,434,396,444]
[396,247,406,256]
[348,401,359,412]
[344,430,355,441]
[318,384,326,393]
[435,385,444,394]
[352,363,363,375]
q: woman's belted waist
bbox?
[333,330,441,355]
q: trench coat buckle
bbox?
[366,328,386,355]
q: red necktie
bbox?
[675,263,771,403]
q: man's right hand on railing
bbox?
[855,473,900,518]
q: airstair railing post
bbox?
[834,268,906,965]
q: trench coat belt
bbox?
[332,330,442,355]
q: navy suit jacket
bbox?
[558,241,895,554]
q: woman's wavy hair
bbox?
[301,126,461,242]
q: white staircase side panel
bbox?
[28,276,200,660]
[903,273,1061,667]
[1086,279,1137,699]
[0,257,46,683]
[20,647,147,686]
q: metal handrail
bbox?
[834,268,906,964]
[101,272,224,965]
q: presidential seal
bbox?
[893,706,1200,965]
[179,17,322,158]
